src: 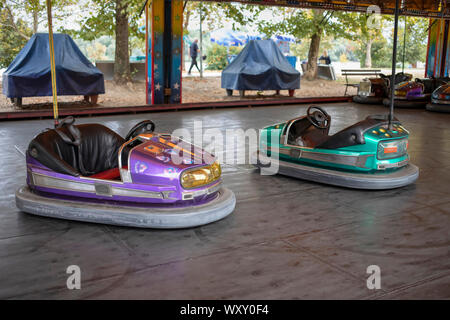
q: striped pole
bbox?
[46,0,59,127]
[388,0,400,130]
[145,1,149,104]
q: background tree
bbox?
[353,15,428,68]
[0,0,77,67]
[65,0,143,84]
[256,8,354,80]
[1,0,76,34]
[396,16,428,67]
[114,0,130,84]
[86,42,107,61]
[0,3,32,67]
[206,44,242,70]
[346,12,386,68]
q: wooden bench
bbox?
[341,69,382,96]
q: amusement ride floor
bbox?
[0,102,449,299]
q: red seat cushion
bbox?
[89,167,121,180]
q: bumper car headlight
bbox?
[211,161,221,179]
[377,139,408,160]
[181,161,221,189]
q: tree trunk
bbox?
[364,39,373,68]
[114,0,131,84]
[183,8,191,31]
[33,10,38,33]
[304,31,322,80]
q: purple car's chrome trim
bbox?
[182,181,222,200]
[29,171,168,199]
[27,160,223,204]
[118,135,139,183]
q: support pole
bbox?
[402,15,407,73]
[199,1,203,78]
[46,0,59,127]
[146,0,182,104]
[389,0,400,130]
[145,1,149,104]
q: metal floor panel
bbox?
[0,102,449,299]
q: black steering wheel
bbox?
[306,105,331,130]
[125,120,156,141]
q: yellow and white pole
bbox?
[46,0,59,126]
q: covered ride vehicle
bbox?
[2,33,104,107]
[16,117,235,228]
[221,39,300,98]
[253,106,419,190]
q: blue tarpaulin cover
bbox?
[221,40,300,91]
[2,33,105,98]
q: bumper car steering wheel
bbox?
[125,120,156,141]
[307,105,331,130]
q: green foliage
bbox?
[0,5,32,68]
[253,8,355,42]
[355,38,392,68]
[206,44,242,70]
[292,36,358,62]
[86,42,107,61]
[0,0,77,67]
[62,0,143,41]
[354,16,428,68]
[371,39,394,67]
[214,2,264,28]
[396,17,428,67]
[4,0,77,33]
[248,8,360,78]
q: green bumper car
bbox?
[253,106,419,190]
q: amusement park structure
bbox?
[141,0,450,105]
[1,0,449,121]
[426,16,450,78]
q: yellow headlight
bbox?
[211,161,221,179]
[181,161,221,189]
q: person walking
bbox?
[188,39,200,75]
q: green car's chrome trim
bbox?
[274,147,373,168]
[377,157,409,170]
[260,119,411,173]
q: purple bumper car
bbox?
[15,118,235,228]
[383,80,428,109]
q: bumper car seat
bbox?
[28,123,125,178]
